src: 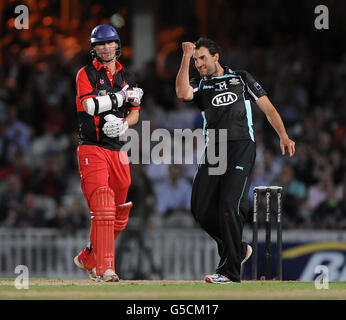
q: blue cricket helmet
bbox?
[90,24,121,60]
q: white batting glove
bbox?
[125,88,144,106]
[102,114,128,138]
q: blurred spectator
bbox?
[47,200,88,235]
[307,170,342,215]
[334,174,346,229]
[0,174,24,224]
[145,162,169,183]
[30,151,67,202]
[144,135,172,183]
[164,97,199,131]
[224,35,252,70]
[138,94,167,131]
[0,119,11,166]
[10,192,46,228]
[329,149,344,185]
[0,149,33,191]
[4,106,32,162]
[155,164,191,216]
[311,177,344,229]
[248,164,271,204]
[126,163,156,226]
[69,199,89,229]
[29,122,69,169]
[315,131,332,157]
[256,148,282,185]
[272,162,307,226]
[292,143,317,187]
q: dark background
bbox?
[0,0,345,232]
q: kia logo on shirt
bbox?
[212,92,238,107]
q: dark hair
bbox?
[194,38,221,56]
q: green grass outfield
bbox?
[0,279,346,300]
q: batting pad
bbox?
[114,202,133,232]
[90,187,116,276]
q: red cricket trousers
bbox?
[76,145,131,272]
[77,145,131,209]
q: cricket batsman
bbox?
[73,24,143,281]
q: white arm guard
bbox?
[84,91,126,116]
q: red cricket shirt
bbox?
[75,58,140,150]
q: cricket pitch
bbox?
[0,279,345,300]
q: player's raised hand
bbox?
[182,42,196,58]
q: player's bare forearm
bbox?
[175,42,195,101]
[256,96,295,157]
[176,56,194,100]
[125,109,139,126]
[256,96,287,137]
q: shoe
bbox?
[73,255,97,281]
[241,244,252,265]
[98,269,120,282]
[205,273,232,284]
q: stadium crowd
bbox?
[0,0,345,232]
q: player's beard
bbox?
[102,53,116,63]
[207,63,218,77]
[199,63,218,77]
[98,49,116,63]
